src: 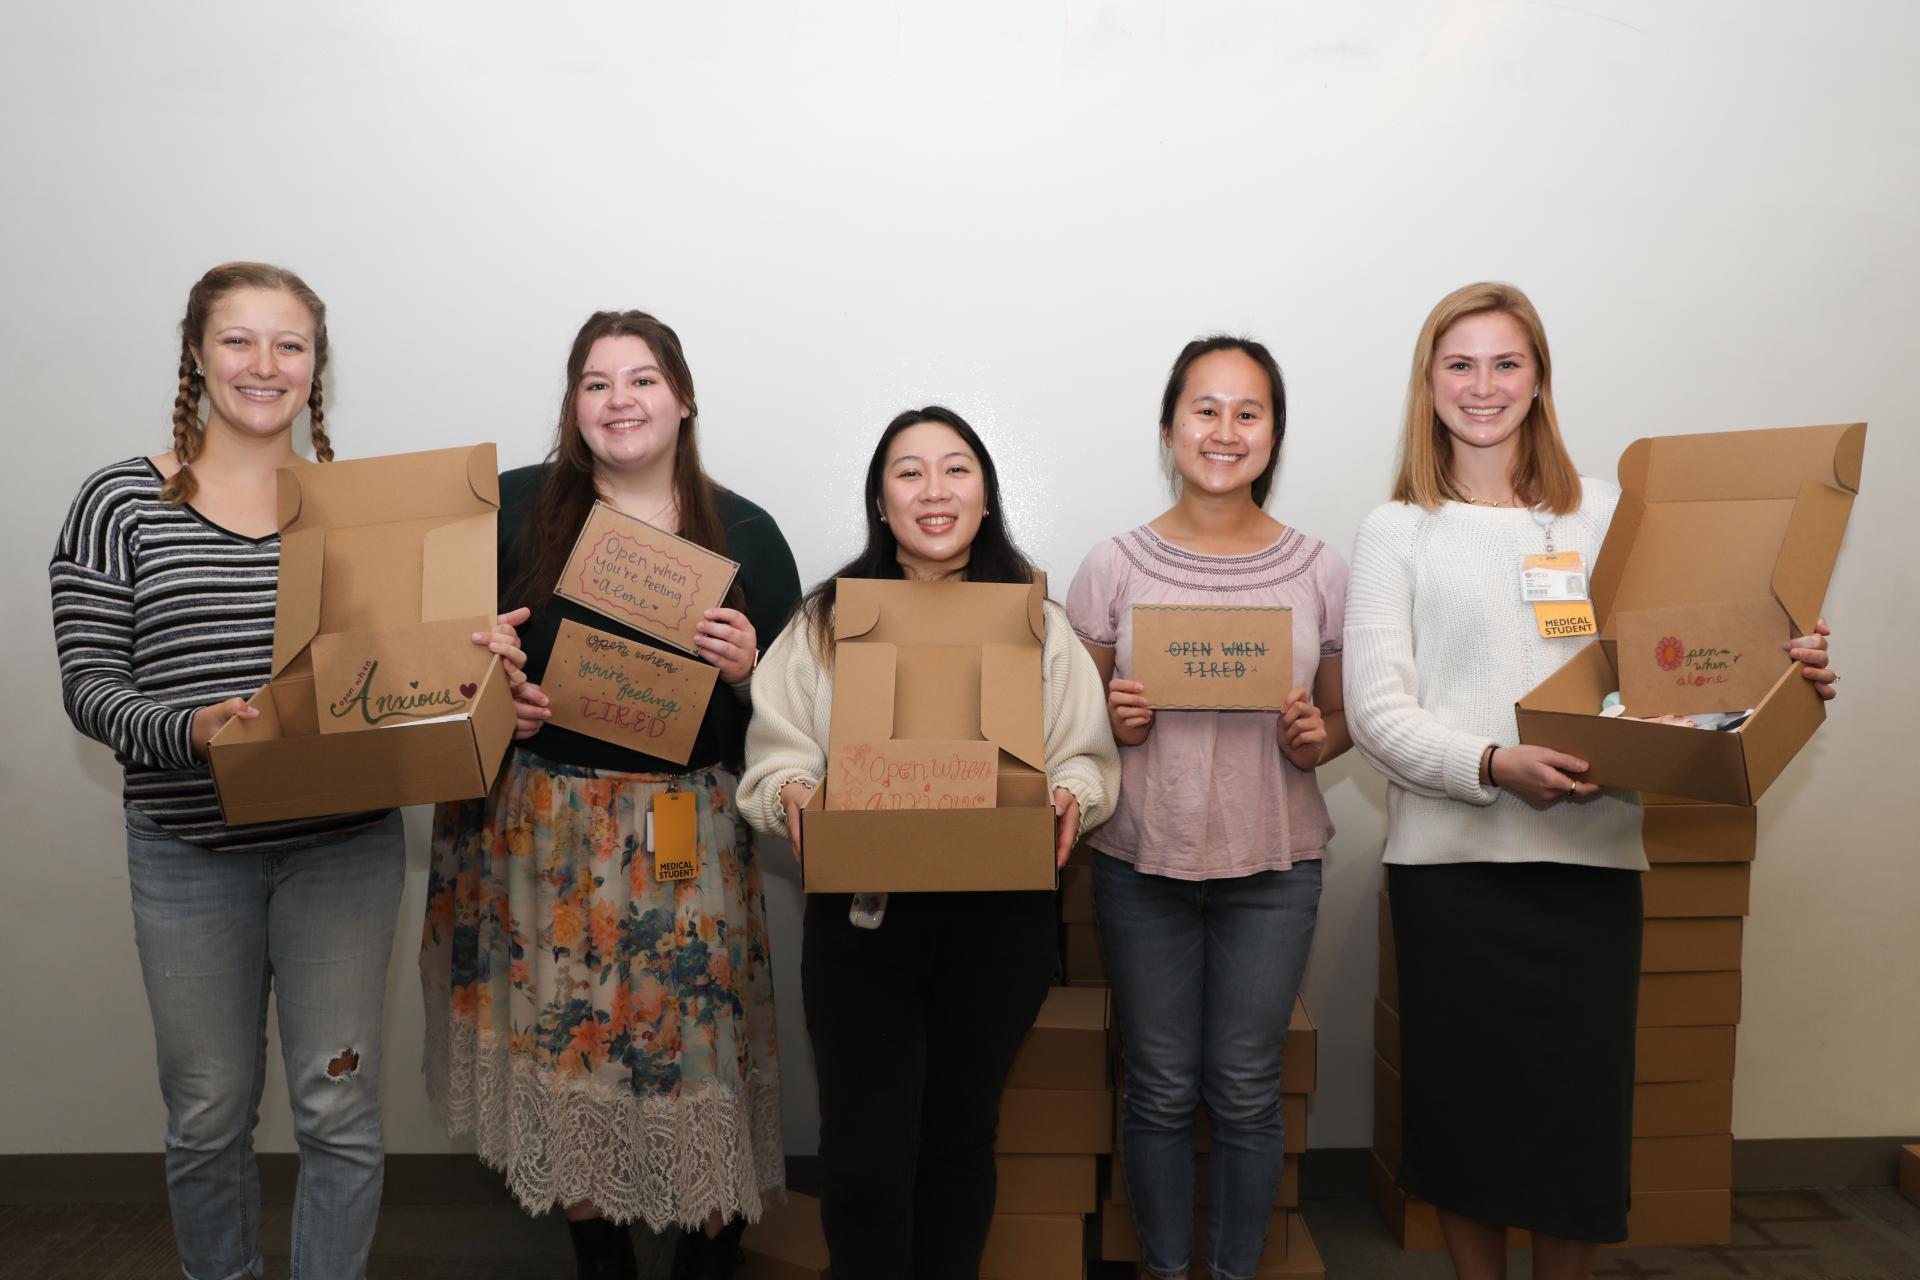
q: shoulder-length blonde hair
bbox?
[1390,281,1581,514]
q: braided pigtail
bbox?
[160,343,204,506]
[307,371,334,463]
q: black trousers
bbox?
[802,890,1057,1280]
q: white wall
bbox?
[4,1,1915,1163]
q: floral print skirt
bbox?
[421,748,783,1229]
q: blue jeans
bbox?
[1093,852,1322,1280]
[126,808,405,1280]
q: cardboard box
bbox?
[1063,922,1105,982]
[1255,1211,1325,1278]
[1374,1053,1402,1173]
[979,1212,1084,1280]
[1636,1026,1737,1083]
[1642,799,1758,863]
[1108,1147,1300,1209]
[209,445,515,823]
[1374,995,1401,1072]
[1099,1202,1290,1266]
[1060,862,1095,922]
[1006,986,1109,1091]
[997,1088,1113,1154]
[799,578,1057,892]
[1370,1152,1732,1250]
[1637,971,1742,1027]
[1900,1144,1920,1209]
[1642,918,1744,972]
[1635,1080,1734,1137]
[1632,1134,1733,1192]
[1645,862,1751,917]
[995,1154,1097,1214]
[1625,1188,1733,1246]
[1516,423,1864,805]
[1283,997,1318,1095]
[739,1191,831,1280]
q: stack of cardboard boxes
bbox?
[1370,794,1753,1249]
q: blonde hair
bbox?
[164,262,332,506]
[1390,281,1581,514]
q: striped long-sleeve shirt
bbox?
[50,457,384,852]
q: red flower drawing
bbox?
[1654,635,1685,672]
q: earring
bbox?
[879,515,888,524]
[194,366,203,377]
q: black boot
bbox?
[566,1216,638,1280]
[673,1216,748,1280]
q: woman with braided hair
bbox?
[50,261,526,1280]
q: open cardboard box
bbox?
[208,445,516,824]
[1516,423,1864,805]
[800,577,1057,892]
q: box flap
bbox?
[979,641,1046,772]
[833,576,1046,646]
[1594,423,1864,636]
[271,526,327,677]
[421,512,501,622]
[278,443,499,533]
[831,642,898,741]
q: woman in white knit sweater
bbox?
[737,406,1118,1280]
[1344,282,1836,1280]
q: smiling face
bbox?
[1429,310,1539,459]
[880,420,987,578]
[190,287,317,442]
[1163,348,1276,499]
[573,334,690,477]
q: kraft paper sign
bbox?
[556,501,740,654]
[541,619,720,764]
[311,616,495,734]
[827,739,999,812]
[1131,605,1292,710]
[1617,599,1791,717]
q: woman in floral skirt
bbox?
[421,310,800,1280]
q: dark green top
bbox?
[498,464,801,774]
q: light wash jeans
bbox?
[1092,852,1322,1280]
[125,808,405,1280]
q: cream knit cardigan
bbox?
[738,598,1120,839]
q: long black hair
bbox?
[797,405,1037,652]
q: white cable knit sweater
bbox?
[737,598,1120,840]
[1343,481,1645,870]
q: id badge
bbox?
[1521,551,1588,602]
[649,791,699,882]
[1522,551,1597,639]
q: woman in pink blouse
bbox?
[1064,336,1349,1280]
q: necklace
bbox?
[1458,486,1520,508]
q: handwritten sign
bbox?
[541,619,720,763]
[1616,599,1791,717]
[310,616,496,734]
[1130,605,1292,711]
[826,738,999,812]
[555,501,741,654]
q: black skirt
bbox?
[1386,860,1641,1243]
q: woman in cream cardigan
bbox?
[739,405,1118,1280]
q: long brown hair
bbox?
[1391,281,1581,514]
[516,310,730,614]
[164,262,332,506]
